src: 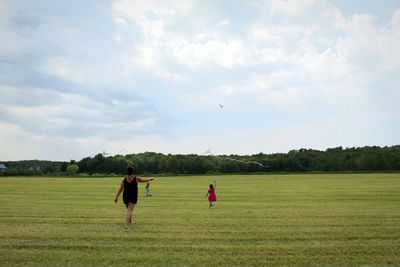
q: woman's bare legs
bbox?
[124,202,136,229]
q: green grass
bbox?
[1,173,399,266]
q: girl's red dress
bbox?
[208,188,217,202]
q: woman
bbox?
[114,166,154,229]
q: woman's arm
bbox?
[114,179,124,203]
[136,177,154,183]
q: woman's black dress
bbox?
[123,176,138,204]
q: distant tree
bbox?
[4,145,400,175]
[61,162,69,173]
[66,164,79,175]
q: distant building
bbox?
[0,164,7,172]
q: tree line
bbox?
[1,145,400,176]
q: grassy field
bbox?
[0,173,399,266]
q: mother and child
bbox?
[115,167,218,228]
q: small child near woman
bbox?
[145,181,152,197]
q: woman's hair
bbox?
[127,166,134,175]
[209,184,213,189]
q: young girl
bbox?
[205,180,217,208]
[114,166,154,229]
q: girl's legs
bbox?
[124,202,136,228]
[146,190,152,197]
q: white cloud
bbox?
[114,16,127,26]
[155,69,189,83]
[253,0,334,21]
[170,38,251,68]
[129,43,160,68]
[270,0,319,16]
[113,0,174,17]
[114,34,123,43]
[40,56,84,83]
[214,71,311,112]
[1,90,161,142]
[0,122,41,160]
[391,9,400,28]
[112,0,194,20]
[112,0,194,39]
[336,11,400,74]
[216,20,231,27]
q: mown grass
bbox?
[0,173,399,266]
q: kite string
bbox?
[204,148,266,167]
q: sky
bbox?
[0,0,399,161]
